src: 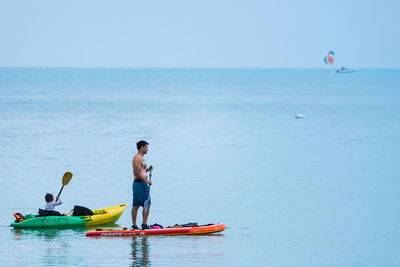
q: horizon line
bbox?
[0,66,399,70]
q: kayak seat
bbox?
[37,209,62,217]
[72,205,93,216]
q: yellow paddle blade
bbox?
[62,172,73,186]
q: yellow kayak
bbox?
[85,204,127,227]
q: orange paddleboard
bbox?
[86,223,226,237]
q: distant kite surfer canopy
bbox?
[324,51,335,64]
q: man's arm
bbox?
[146,165,153,172]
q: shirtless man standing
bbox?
[131,140,153,230]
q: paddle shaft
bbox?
[147,170,152,196]
[57,185,64,199]
[144,170,152,213]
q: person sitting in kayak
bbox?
[44,193,62,211]
[131,140,153,230]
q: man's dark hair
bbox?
[136,140,149,151]
[45,193,54,202]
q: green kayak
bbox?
[11,204,126,229]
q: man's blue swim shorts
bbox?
[132,181,151,207]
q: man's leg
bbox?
[142,205,150,225]
[131,206,139,227]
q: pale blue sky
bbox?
[1,0,399,68]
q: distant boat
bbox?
[336,67,357,73]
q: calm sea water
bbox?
[0,68,399,266]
